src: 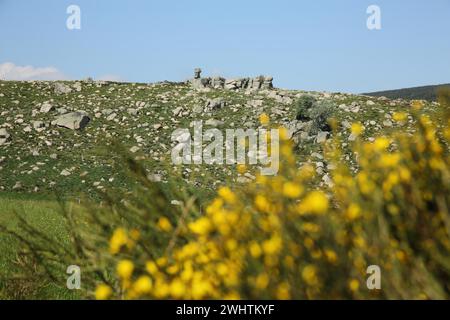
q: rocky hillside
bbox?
[0,79,442,198]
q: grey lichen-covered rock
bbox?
[205,98,226,111]
[194,68,202,79]
[0,128,11,145]
[226,78,252,90]
[172,106,183,116]
[40,102,55,113]
[262,76,274,89]
[190,68,273,91]
[54,82,73,95]
[249,77,263,90]
[53,111,90,130]
[33,121,45,130]
[192,77,211,90]
[211,76,225,89]
[316,131,329,144]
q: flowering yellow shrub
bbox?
[96,99,450,300]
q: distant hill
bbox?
[364,84,450,101]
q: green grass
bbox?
[0,194,79,299]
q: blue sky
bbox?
[0,0,449,93]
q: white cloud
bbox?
[0,62,68,81]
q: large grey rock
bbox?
[211,77,225,89]
[190,68,273,91]
[262,76,273,89]
[250,77,263,90]
[57,107,68,114]
[60,169,71,176]
[192,104,203,114]
[194,68,202,79]
[53,112,90,130]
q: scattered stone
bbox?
[0,128,11,145]
[127,108,139,116]
[60,169,71,176]
[322,174,334,187]
[106,113,117,121]
[192,104,203,114]
[173,131,191,143]
[40,102,54,113]
[237,176,252,183]
[54,82,73,94]
[316,131,329,143]
[311,152,323,160]
[341,120,351,129]
[382,120,393,127]
[13,181,22,190]
[172,107,183,116]
[102,108,114,116]
[148,173,162,182]
[130,146,140,153]
[57,107,68,114]
[205,98,226,111]
[33,121,45,130]
[171,200,183,206]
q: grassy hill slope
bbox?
[0,80,442,200]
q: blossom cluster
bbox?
[96,100,450,300]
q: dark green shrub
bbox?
[295,95,335,134]
[309,100,335,134]
[295,95,317,120]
